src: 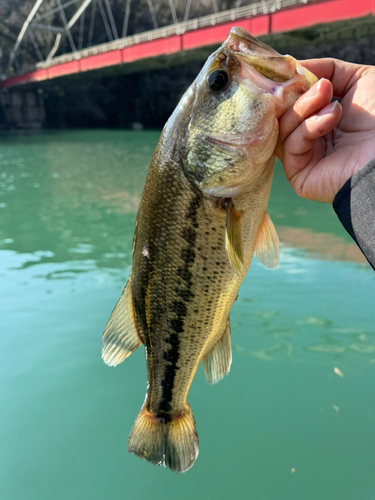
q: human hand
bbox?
[276,58,375,203]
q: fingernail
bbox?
[304,79,321,98]
[317,100,338,116]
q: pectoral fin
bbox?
[225,201,244,275]
[102,279,142,366]
[255,212,280,269]
[203,321,232,385]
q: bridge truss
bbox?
[6,0,315,78]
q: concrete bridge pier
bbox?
[0,88,45,129]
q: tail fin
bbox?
[128,405,199,473]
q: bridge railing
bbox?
[35,0,316,70]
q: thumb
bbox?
[282,100,342,195]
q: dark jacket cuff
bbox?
[333,159,375,270]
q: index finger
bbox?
[299,58,370,99]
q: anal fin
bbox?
[225,201,244,275]
[203,321,232,385]
[255,211,280,269]
[102,279,142,366]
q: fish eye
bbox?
[207,69,229,91]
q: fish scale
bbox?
[101,26,317,473]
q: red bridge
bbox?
[2,0,375,89]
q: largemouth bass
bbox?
[102,27,317,473]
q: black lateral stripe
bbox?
[158,192,201,416]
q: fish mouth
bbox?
[225,27,297,83]
[225,27,317,87]
[227,27,280,57]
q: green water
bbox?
[1,130,374,500]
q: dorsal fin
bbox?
[225,201,244,275]
[255,212,280,269]
[102,279,142,366]
[203,320,232,385]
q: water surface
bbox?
[1,130,374,500]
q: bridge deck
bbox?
[3,0,375,89]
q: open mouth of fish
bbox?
[226,26,297,85]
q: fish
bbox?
[101,27,317,473]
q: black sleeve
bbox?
[333,158,375,270]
